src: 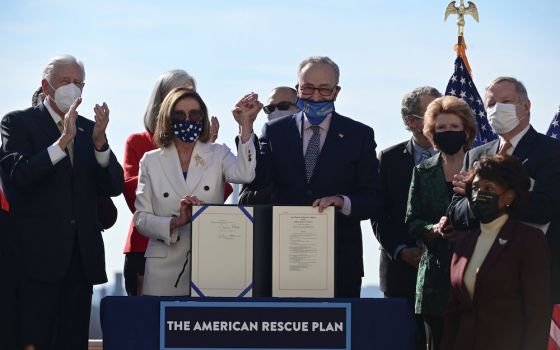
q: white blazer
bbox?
[134,139,255,296]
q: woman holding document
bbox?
[134,88,258,296]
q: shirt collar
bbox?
[299,112,332,132]
[43,98,63,126]
[500,123,530,150]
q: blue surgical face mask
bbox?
[296,98,335,125]
[172,119,203,143]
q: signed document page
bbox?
[272,206,334,298]
[191,205,253,297]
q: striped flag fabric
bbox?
[546,106,560,139]
[445,55,497,146]
[549,304,560,350]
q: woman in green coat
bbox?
[405,96,476,350]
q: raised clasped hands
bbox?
[92,102,110,149]
[232,92,262,143]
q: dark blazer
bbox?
[441,218,551,350]
[406,153,454,316]
[371,140,418,298]
[0,104,124,284]
[0,208,20,350]
[250,111,381,297]
[447,126,560,303]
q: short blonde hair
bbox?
[154,88,210,148]
[423,96,476,149]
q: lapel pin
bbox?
[338,133,344,138]
[194,154,204,167]
[498,238,508,245]
[78,127,84,132]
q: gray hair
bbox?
[401,86,442,130]
[297,56,340,85]
[143,69,196,133]
[42,54,85,83]
[485,76,529,102]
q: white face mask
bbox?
[487,102,520,134]
[267,109,296,121]
[49,82,82,113]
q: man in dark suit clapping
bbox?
[0,54,124,350]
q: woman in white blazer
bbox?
[134,88,260,296]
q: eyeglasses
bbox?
[171,109,203,123]
[263,101,294,114]
[410,114,424,119]
[298,85,336,97]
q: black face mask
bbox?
[471,190,503,223]
[433,130,466,155]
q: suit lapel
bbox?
[73,116,88,171]
[157,143,188,197]
[454,232,480,306]
[512,126,537,163]
[286,114,306,182]
[185,141,213,195]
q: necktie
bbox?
[57,120,74,165]
[419,150,432,162]
[304,125,321,182]
[498,141,512,156]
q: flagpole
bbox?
[444,0,479,76]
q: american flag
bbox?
[445,56,497,146]
[546,106,560,139]
[549,305,560,350]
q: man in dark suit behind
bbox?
[372,86,441,349]
[0,54,124,349]
[236,56,381,297]
[447,76,560,305]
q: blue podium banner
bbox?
[160,301,351,350]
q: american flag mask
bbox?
[172,119,203,143]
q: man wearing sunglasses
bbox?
[235,56,381,297]
[239,87,299,205]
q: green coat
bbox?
[405,153,453,316]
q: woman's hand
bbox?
[170,195,204,229]
[232,92,262,143]
[209,116,219,143]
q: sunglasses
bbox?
[171,109,203,123]
[263,101,294,114]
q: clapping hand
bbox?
[209,116,219,143]
[92,102,110,150]
[59,97,82,149]
[452,170,469,195]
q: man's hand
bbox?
[399,246,422,268]
[58,97,81,150]
[312,195,344,213]
[92,102,110,150]
[452,170,468,195]
[209,116,219,143]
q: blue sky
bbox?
[1,0,559,287]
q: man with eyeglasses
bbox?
[235,56,381,297]
[371,86,441,349]
[239,86,299,205]
[0,54,124,349]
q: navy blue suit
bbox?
[251,111,381,297]
[447,126,560,303]
[1,103,124,349]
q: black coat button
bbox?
[163,192,169,198]
[204,186,209,191]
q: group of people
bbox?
[0,53,558,350]
[374,80,560,349]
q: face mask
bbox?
[433,130,466,155]
[267,109,295,121]
[487,103,520,134]
[172,119,203,143]
[296,98,334,125]
[471,190,503,224]
[49,82,82,113]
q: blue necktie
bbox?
[304,125,321,182]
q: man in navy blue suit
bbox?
[1,54,124,349]
[236,56,381,297]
